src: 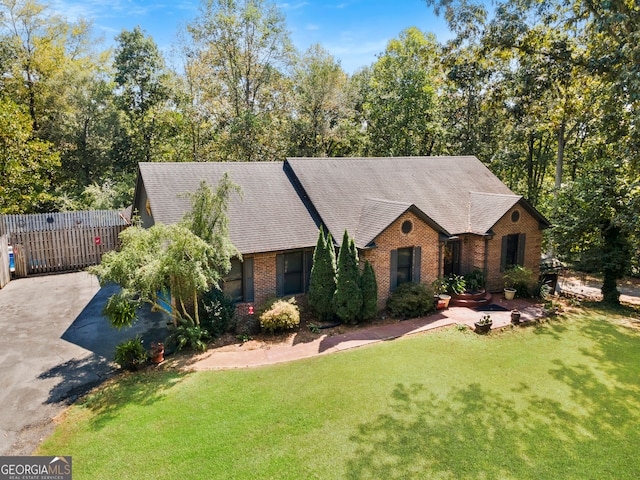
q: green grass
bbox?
[39,306,640,479]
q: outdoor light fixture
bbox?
[248,306,254,315]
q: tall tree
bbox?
[187,0,295,161]
[360,27,444,156]
[112,26,172,171]
[288,44,353,157]
[0,98,60,213]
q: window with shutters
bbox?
[222,258,243,303]
[221,257,254,303]
[390,246,422,291]
[501,233,526,271]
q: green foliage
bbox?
[114,336,148,370]
[259,298,300,333]
[359,260,378,321]
[445,274,466,295]
[476,314,492,326]
[166,318,209,352]
[102,290,139,329]
[199,288,236,337]
[386,282,435,320]
[334,231,362,324]
[308,227,337,322]
[360,27,443,156]
[0,98,61,213]
[90,223,219,324]
[503,265,534,297]
[464,269,486,292]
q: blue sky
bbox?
[51,0,452,73]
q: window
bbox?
[222,258,243,303]
[390,246,422,291]
[501,233,526,271]
[401,220,413,234]
[283,251,304,295]
[221,257,254,303]
[276,250,313,297]
[397,248,413,285]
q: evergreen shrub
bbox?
[386,282,435,320]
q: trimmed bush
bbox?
[114,336,148,370]
[386,282,435,320]
[360,260,378,321]
[259,298,300,333]
[200,288,236,337]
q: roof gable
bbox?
[286,156,519,240]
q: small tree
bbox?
[334,230,362,324]
[360,260,378,321]
[308,227,337,321]
[90,223,219,326]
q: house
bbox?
[132,156,550,314]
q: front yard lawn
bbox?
[39,305,640,479]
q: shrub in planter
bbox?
[259,298,300,333]
[114,336,148,370]
[465,269,486,292]
[386,282,435,320]
[200,288,236,337]
[503,265,534,298]
[445,274,466,295]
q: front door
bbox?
[443,240,461,276]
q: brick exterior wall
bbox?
[485,205,543,292]
[361,211,441,310]
[234,204,544,320]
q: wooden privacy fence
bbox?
[2,210,129,278]
[0,235,9,288]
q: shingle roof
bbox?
[137,162,320,254]
[285,156,528,244]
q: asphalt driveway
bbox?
[0,272,168,455]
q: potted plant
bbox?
[511,308,521,324]
[474,314,493,334]
[431,278,451,309]
[150,341,165,364]
[503,265,533,300]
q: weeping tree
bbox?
[92,223,220,327]
[92,175,240,327]
[308,226,337,322]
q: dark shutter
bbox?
[243,257,254,303]
[276,254,284,297]
[390,249,398,291]
[517,233,526,266]
[500,236,509,272]
[412,246,422,283]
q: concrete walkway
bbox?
[189,298,545,371]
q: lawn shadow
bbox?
[78,369,188,431]
[346,353,640,479]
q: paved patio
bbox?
[189,297,546,371]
